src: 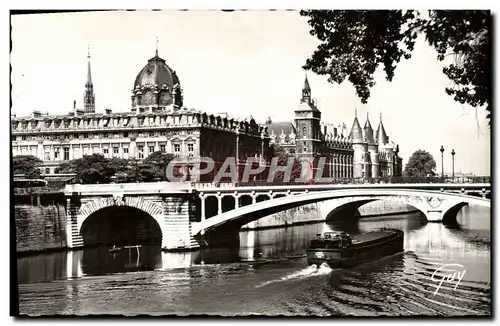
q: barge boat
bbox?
[306,228,404,268]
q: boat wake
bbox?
[255,263,333,288]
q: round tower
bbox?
[349,109,367,178]
[364,113,379,178]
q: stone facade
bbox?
[15,193,67,253]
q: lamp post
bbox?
[451,149,455,181]
[440,145,444,179]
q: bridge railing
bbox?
[194,176,491,187]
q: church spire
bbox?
[83,45,95,113]
[301,71,311,103]
[86,45,92,85]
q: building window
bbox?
[84,134,88,139]
[54,148,60,159]
[303,147,307,153]
[113,147,119,155]
[187,143,194,152]
[45,168,50,174]
[103,133,108,138]
[149,146,155,154]
[124,132,128,138]
[103,148,109,154]
[138,145,144,159]
[173,144,180,153]
[44,151,50,161]
[160,145,166,152]
[123,148,129,154]
[64,148,69,161]
[302,126,307,137]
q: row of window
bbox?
[13,115,197,131]
[15,141,196,161]
[14,130,196,142]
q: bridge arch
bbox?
[193,189,490,234]
[77,196,167,247]
[320,197,429,222]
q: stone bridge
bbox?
[64,181,491,250]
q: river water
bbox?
[16,205,491,316]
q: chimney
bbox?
[105,108,112,114]
[73,100,76,111]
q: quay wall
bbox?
[14,192,67,253]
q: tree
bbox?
[270,146,302,183]
[56,154,116,184]
[300,10,490,124]
[13,155,42,179]
[403,150,437,177]
[143,151,176,181]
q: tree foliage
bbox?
[403,149,437,177]
[13,155,43,179]
[55,152,177,184]
[143,151,176,181]
[271,146,302,182]
[56,154,116,184]
[300,10,490,123]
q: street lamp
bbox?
[440,145,444,179]
[451,149,456,181]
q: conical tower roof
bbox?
[363,113,374,143]
[349,109,364,142]
[375,113,389,145]
[303,74,311,92]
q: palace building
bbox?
[11,48,269,181]
[11,47,402,181]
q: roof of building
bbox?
[267,121,296,136]
[296,100,321,113]
[349,114,363,142]
[375,118,389,145]
[303,75,311,92]
[133,53,180,91]
[363,115,374,143]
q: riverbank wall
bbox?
[14,191,67,254]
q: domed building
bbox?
[11,48,269,180]
[131,50,183,111]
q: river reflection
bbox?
[17,206,490,285]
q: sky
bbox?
[10,10,491,176]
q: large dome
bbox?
[133,53,180,90]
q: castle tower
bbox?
[364,113,379,178]
[349,109,367,178]
[294,74,322,155]
[294,74,322,179]
[83,45,95,113]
